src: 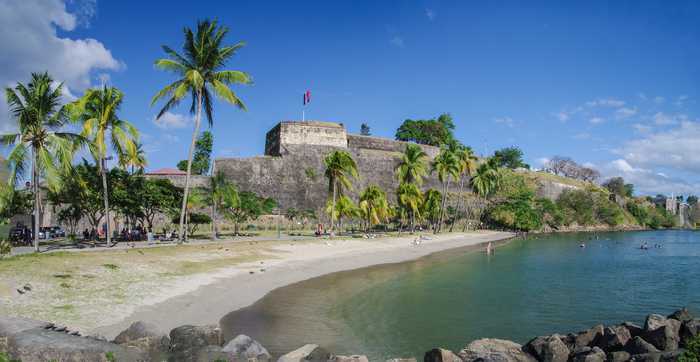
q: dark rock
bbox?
[424,348,462,362]
[458,339,536,362]
[571,346,606,362]
[643,318,680,351]
[621,323,644,338]
[168,324,222,362]
[576,325,605,348]
[113,321,169,358]
[331,355,370,362]
[277,344,331,362]
[625,337,659,355]
[607,351,631,362]
[598,326,631,351]
[220,334,271,361]
[6,327,144,362]
[667,308,693,323]
[680,319,700,346]
[628,351,679,362]
[523,335,570,362]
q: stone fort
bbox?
[214,121,442,212]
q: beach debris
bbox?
[249,271,255,274]
[16,288,25,294]
[23,283,32,291]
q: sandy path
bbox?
[91,231,513,339]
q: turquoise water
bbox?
[221,230,700,360]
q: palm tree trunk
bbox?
[178,90,203,243]
[100,158,111,246]
[330,180,337,232]
[451,176,465,232]
[32,148,39,253]
[438,179,451,233]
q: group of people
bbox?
[640,241,663,250]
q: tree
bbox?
[120,142,147,174]
[544,156,600,182]
[602,177,631,197]
[451,145,478,231]
[431,147,459,232]
[395,113,455,146]
[687,195,698,206]
[323,150,358,231]
[208,170,237,238]
[141,178,181,230]
[177,131,212,175]
[152,19,252,242]
[360,123,371,136]
[396,182,423,232]
[422,189,442,232]
[326,195,358,231]
[493,147,529,169]
[68,85,138,247]
[471,158,502,199]
[2,72,78,251]
[396,144,428,186]
[358,185,390,231]
[224,191,275,235]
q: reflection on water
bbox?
[221,231,700,360]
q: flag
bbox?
[303,90,311,105]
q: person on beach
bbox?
[486,241,493,255]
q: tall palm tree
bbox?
[431,147,459,233]
[152,19,252,242]
[209,170,238,239]
[325,195,358,232]
[359,185,390,232]
[396,182,423,232]
[68,86,138,247]
[1,72,78,252]
[471,157,502,199]
[451,145,478,231]
[323,150,358,231]
[120,141,147,174]
[422,188,443,232]
[396,144,428,186]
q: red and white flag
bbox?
[303,90,311,105]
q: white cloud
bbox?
[632,123,652,133]
[0,0,122,131]
[153,111,191,129]
[600,158,699,195]
[390,36,404,48]
[586,98,625,108]
[589,117,605,124]
[493,117,515,127]
[615,107,637,119]
[651,112,688,126]
[425,8,436,21]
[675,95,689,107]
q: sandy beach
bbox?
[88,231,513,339]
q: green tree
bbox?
[556,189,595,226]
[396,182,423,233]
[325,195,358,231]
[602,177,629,197]
[323,150,358,231]
[152,19,252,242]
[120,141,147,174]
[141,178,181,230]
[2,72,78,251]
[358,185,391,231]
[396,144,428,186]
[687,195,698,206]
[422,188,442,232]
[224,191,275,235]
[492,146,529,169]
[471,158,502,199]
[395,113,455,146]
[432,147,459,232]
[177,131,213,175]
[208,170,238,238]
[360,123,371,136]
[451,145,478,231]
[68,85,138,246]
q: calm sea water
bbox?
[220,230,700,361]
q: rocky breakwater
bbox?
[1,308,698,361]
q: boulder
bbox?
[386,358,417,362]
[221,334,271,361]
[629,350,681,362]
[6,327,144,362]
[424,348,462,362]
[277,344,331,362]
[607,351,631,362]
[597,326,631,351]
[643,318,680,351]
[523,335,570,362]
[667,308,693,323]
[196,345,228,362]
[169,324,222,362]
[624,337,659,355]
[113,320,169,357]
[621,323,644,339]
[458,339,536,362]
[680,319,700,346]
[571,346,606,362]
[576,325,605,348]
[330,355,370,362]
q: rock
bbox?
[330,355,370,362]
[523,335,570,362]
[385,358,417,362]
[667,308,693,323]
[621,323,644,338]
[458,338,536,362]
[169,324,222,362]
[680,319,700,346]
[0,316,52,353]
[196,345,227,362]
[598,326,631,351]
[624,337,659,355]
[643,318,680,351]
[576,325,605,348]
[113,320,169,358]
[630,350,683,362]
[607,351,631,362]
[643,315,667,332]
[571,346,606,362]
[277,344,331,362]
[221,334,271,361]
[424,348,462,362]
[6,327,144,362]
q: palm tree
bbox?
[323,150,358,231]
[359,185,390,232]
[1,72,78,252]
[471,157,502,199]
[431,147,459,233]
[451,145,478,231]
[396,182,423,232]
[68,86,138,247]
[422,188,443,232]
[120,141,147,174]
[152,19,252,242]
[396,144,428,186]
[209,170,238,239]
[326,195,358,232]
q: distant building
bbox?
[665,197,678,214]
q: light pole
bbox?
[101,155,114,247]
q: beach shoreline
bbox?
[90,230,514,339]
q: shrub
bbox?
[556,189,595,225]
[535,197,564,228]
[596,199,625,226]
[486,196,542,232]
[679,334,700,362]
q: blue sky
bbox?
[1,0,699,195]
